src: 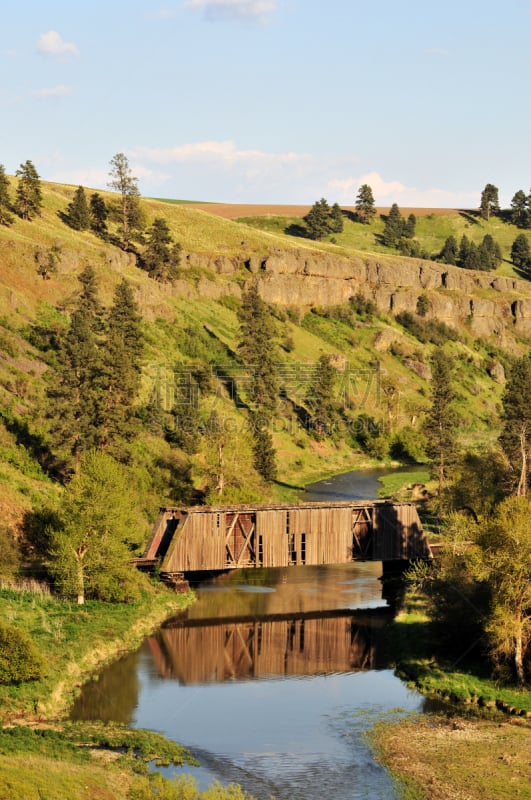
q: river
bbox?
[71,468,426,800]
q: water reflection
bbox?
[150,610,391,684]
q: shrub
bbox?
[0,621,46,684]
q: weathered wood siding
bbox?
[140,500,432,574]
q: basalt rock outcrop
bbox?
[183,246,531,342]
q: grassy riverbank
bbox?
[372,713,531,800]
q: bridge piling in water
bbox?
[136,500,432,582]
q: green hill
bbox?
[0,178,528,546]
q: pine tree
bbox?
[89,192,108,236]
[250,411,277,481]
[304,198,332,240]
[14,160,42,220]
[46,306,102,474]
[478,234,501,271]
[66,186,91,230]
[108,153,141,249]
[479,183,500,220]
[329,202,344,234]
[98,279,144,457]
[143,217,181,281]
[511,234,531,272]
[423,348,459,496]
[510,190,529,228]
[355,184,376,224]
[305,354,340,439]
[439,235,458,265]
[237,285,279,415]
[499,354,531,496]
[78,264,104,332]
[462,241,481,270]
[382,203,404,247]
[0,164,13,226]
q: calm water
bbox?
[72,470,425,800]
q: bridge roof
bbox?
[159,499,415,514]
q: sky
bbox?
[2,0,531,207]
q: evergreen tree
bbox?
[355,184,376,224]
[98,279,144,457]
[462,241,481,270]
[304,198,332,240]
[46,305,102,474]
[0,164,13,226]
[143,217,181,281]
[511,234,531,271]
[478,234,502,271]
[89,192,108,236]
[510,190,529,228]
[14,160,42,220]
[108,153,141,249]
[382,203,404,247]
[66,186,90,231]
[305,354,340,439]
[78,264,104,332]
[479,183,500,220]
[423,348,459,496]
[499,354,531,496]
[458,234,471,266]
[404,213,416,238]
[439,235,458,265]
[237,285,279,415]
[329,202,344,234]
[250,411,277,481]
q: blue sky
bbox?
[2,0,530,206]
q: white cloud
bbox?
[37,31,79,58]
[328,171,477,209]
[33,85,73,99]
[47,167,110,189]
[185,0,277,22]
[130,140,309,168]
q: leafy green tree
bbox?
[423,348,459,496]
[510,190,529,228]
[143,217,181,281]
[90,192,109,236]
[479,183,500,220]
[237,285,279,415]
[355,183,376,224]
[476,497,531,685]
[511,233,531,271]
[98,279,144,457]
[202,412,264,503]
[0,164,13,226]
[49,451,143,604]
[499,354,531,496]
[0,621,45,684]
[66,186,91,230]
[108,152,141,249]
[439,235,458,265]
[382,203,404,247]
[14,160,42,220]
[305,354,340,439]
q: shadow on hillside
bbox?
[0,410,62,480]
[284,222,310,238]
[458,210,480,225]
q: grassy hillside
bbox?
[0,177,521,543]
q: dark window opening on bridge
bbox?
[301,533,306,565]
[286,511,290,535]
[258,534,264,566]
[289,533,296,564]
[216,513,221,531]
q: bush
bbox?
[0,621,46,684]
[390,426,427,463]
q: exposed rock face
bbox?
[183,246,531,343]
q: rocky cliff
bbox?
[183,247,531,343]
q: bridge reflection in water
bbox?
[148,609,391,685]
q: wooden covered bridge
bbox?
[136,500,432,580]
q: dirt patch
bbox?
[187,203,466,220]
